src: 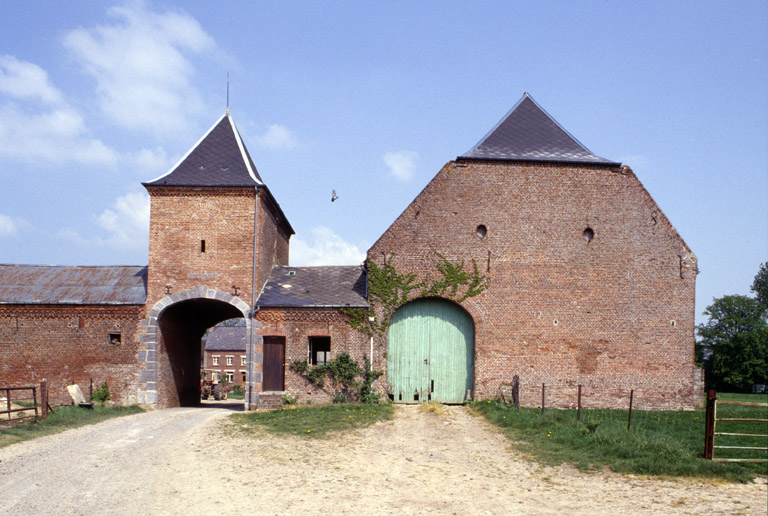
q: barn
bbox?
[0,94,701,410]
[368,93,700,409]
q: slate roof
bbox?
[204,326,246,352]
[144,111,263,187]
[460,93,620,165]
[0,265,147,305]
[257,266,368,308]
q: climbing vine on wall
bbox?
[340,252,489,337]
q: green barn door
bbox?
[387,298,474,403]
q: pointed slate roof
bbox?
[144,111,263,187]
[460,93,619,165]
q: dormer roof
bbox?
[144,111,263,187]
[460,93,619,166]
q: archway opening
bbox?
[157,298,244,407]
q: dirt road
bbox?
[0,404,765,515]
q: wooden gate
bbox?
[387,298,474,403]
[263,336,285,391]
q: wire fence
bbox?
[497,378,706,438]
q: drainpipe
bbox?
[247,186,260,410]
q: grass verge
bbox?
[0,405,144,449]
[229,403,394,438]
[471,398,767,483]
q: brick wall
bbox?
[369,160,698,410]
[256,307,376,403]
[0,304,143,405]
[145,186,260,307]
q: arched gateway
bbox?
[387,298,474,403]
[137,286,259,408]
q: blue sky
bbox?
[1,1,766,325]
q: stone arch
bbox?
[136,286,260,409]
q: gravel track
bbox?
[0,404,765,515]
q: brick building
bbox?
[202,325,247,386]
[370,94,699,409]
[0,94,700,409]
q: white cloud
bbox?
[0,103,119,165]
[255,124,297,150]
[63,0,217,136]
[290,226,366,266]
[128,146,171,176]
[0,55,63,104]
[0,213,29,236]
[384,150,418,181]
[96,191,151,249]
[60,191,150,252]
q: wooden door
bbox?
[263,336,285,391]
[387,298,474,403]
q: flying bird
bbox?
[331,190,339,202]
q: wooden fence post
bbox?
[32,385,38,422]
[627,389,634,430]
[704,389,717,460]
[512,375,520,410]
[541,383,545,414]
[577,384,582,421]
[41,381,48,419]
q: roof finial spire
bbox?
[226,72,230,114]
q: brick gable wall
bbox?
[369,160,698,409]
[145,186,260,307]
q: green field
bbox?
[471,393,767,483]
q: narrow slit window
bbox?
[200,239,206,252]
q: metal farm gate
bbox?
[705,390,768,463]
[387,298,474,404]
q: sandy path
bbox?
[0,404,765,515]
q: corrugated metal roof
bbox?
[144,111,263,187]
[204,326,246,351]
[257,266,368,308]
[460,93,620,165]
[0,264,147,305]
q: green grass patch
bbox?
[471,396,767,483]
[0,405,144,449]
[229,403,394,438]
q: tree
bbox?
[696,294,768,392]
[752,262,768,307]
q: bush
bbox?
[91,382,111,403]
[290,353,383,403]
